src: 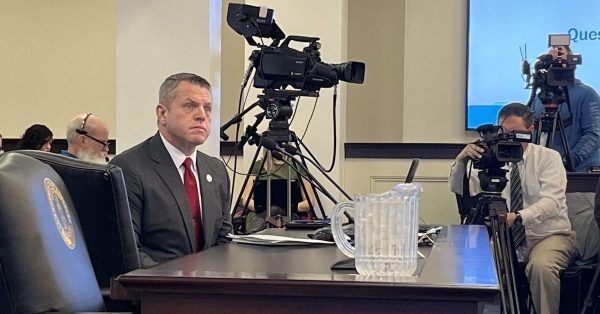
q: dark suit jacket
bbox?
[110,133,231,268]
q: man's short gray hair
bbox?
[159,73,211,105]
[66,113,99,144]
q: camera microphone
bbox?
[521,60,531,87]
[271,150,285,161]
[520,45,531,88]
[521,60,530,76]
[259,136,279,151]
[241,60,255,88]
[259,137,293,161]
[281,143,298,156]
[241,50,260,88]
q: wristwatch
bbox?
[515,212,523,223]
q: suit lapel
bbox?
[197,152,218,249]
[147,133,196,252]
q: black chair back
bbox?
[17,150,140,288]
[559,173,600,313]
[0,152,104,313]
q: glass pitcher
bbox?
[331,183,422,276]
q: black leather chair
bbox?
[575,174,600,314]
[16,150,140,290]
[0,152,105,313]
[560,191,600,313]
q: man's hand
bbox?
[506,212,517,227]
[550,45,569,59]
[457,143,485,163]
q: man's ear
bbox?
[156,104,167,124]
[78,134,87,145]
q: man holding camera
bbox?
[450,103,577,314]
[531,45,600,172]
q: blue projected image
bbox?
[466,0,600,129]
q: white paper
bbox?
[227,233,334,245]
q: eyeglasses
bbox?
[75,112,109,150]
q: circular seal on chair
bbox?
[44,178,76,249]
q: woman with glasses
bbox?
[17,124,53,152]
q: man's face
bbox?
[499,115,533,149]
[549,45,570,60]
[79,124,109,163]
[500,115,532,133]
[157,81,212,154]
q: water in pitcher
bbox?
[332,184,422,276]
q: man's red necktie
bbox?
[183,157,204,250]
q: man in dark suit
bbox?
[110,73,231,268]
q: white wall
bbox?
[345,159,460,225]
[403,0,477,144]
[116,0,222,155]
[343,0,474,225]
[0,0,116,139]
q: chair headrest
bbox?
[0,152,104,312]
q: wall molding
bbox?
[220,142,465,159]
[2,138,116,155]
[566,173,600,193]
[220,141,243,156]
[345,143,464,159]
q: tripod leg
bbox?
[556,112,575,172]
[500,222,522,313]
[490,217,513,313]
[489,204,523,314]
[232,146,266,234]
[548,112,559,149]
[534,118,543,145]
[290,133,327,219]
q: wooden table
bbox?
[111,225,498,313]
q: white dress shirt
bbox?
[449,143,571,239]
[159,133,202,211]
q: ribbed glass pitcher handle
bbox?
[331,201,355,258]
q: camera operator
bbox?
[531,45,600,172]
[449,103,577,314]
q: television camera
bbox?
[521,34,580,171]
[472,124,531,192]
[523,34,581,95]
[226,3,365,93]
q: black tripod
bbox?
[473,167,531,313]
[529,86,575,171]
[229,91,328,234]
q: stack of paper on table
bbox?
[228,233,334,246]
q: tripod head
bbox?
[478,168,508,194]
[261,90,302,143]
